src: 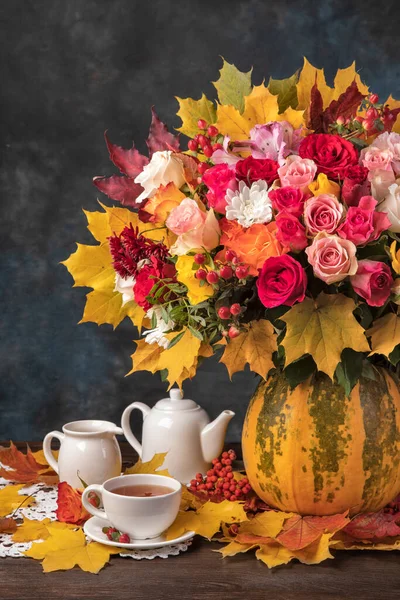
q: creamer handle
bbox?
[121,402,151,458]
[43,431,64,474]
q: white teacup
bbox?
[81,474,182,540]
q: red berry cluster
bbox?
[333,93,396,137]
[194,249,249,286]
[187,120,222,172]
[189,450,252,502]
[102,526,130,544]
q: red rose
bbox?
[342,165,371,207]
[275,212,308,252]
[268,186,305,217]
[337,196,391,246]
[202,163,238,214]
[350,260,393,307]
[299,133,358,180]
[134,257,176,311]
[257,255,307,308]
[235,157,279,186]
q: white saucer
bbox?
[84,516,195,550]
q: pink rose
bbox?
[202,163,238,214]
[337,196,391,246]
[256,255,307,308]
[249,121,302,165]
[305,232,358,284]
[372,131,400,175]
[304,194,344,236]
[342,165,371,207]
[268,186,305,217]
[360,146,394,172]
[350,260,393,307]
[166,199,221,255]
[275,212,308,252]
[278,156,317,190]
[369,169,396,202]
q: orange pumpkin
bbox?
[242,368,400,516]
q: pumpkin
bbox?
[242,368,400,516]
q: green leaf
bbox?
[335,349,364,396]
[354,303,373,329]
[188,325,203,341]
[160,368,169,382]
[268,72,299,113]
[167,331,185,349]
[361,360,378,381]
[389,344,400,366]
[212,58,252,113]
[284,354,316,389]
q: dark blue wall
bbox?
[1,0,400,442]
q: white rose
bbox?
[114,274,135,305]
[134,150,186,203]
[369,169,396,202]
[378,183,400,232]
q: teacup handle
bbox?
[121,402,151,458]
[43,431,65,474]
[81,485,108,521]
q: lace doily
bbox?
[0,471,191,560]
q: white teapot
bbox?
[121,389,235,483]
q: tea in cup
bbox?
[81,473,181,540]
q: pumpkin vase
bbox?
[242,368,400,516]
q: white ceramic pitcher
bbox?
[43,420,123,488]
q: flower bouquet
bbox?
[64,58,400,393]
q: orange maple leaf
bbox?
[0,442,58,484]
[276,512,349,551]
[0,517,17,534]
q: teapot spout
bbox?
[200,410,235,463]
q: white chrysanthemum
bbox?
[225,180,272,228]
[114,274,135,305]
[143,307,175,349]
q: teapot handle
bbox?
[121,402,151,458]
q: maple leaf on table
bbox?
[0,442,57,485]
[12,518,76,543]
[281,292,370,379]
[342,510,400,540]
[276,512,349,551]
[219,319,277,379]
[24,523,120,573]
[0,484,35,517]
[0,517,17,534]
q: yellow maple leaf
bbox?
[216,83,304,140]
[128,339,164,377]
[367,313,400,359]
[124,452,170,477]
[0,485,35,517]
[79,289,129,329]
[255,533,333,568]
[176,94,217,138]
[219,541,255,557]
[83,209,110,243]
[12,518,75,543]
[296,57,369,111]
[157,328,202,389]
[219,320,277,379]
[281,293,370,379]
[385,95,400,134]
[25,525,119,573]
[235,510,290,540]
[166,500,248,541]
[62,243,115,291]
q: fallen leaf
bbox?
[281,293,370,379]
[124,452,170,477]
[12,518,75,543]
[255,542,295,568]
[0,442,57,485]
[146,107,180,156]
[176,94,217,138]
[276,512,349,551]
[212,59,252,113]
[56,482,90,526]
[367,313,400,360]
[343,510,400,540]
[255,533,334,568]
[234,510,290,542]
[219,541,255,557]
[25,525,119,573]
[0,485,35,517]
[219,320,277,379]
[0,517,17,534]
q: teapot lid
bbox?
[155,388,199,411]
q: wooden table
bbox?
[1,442,400,600]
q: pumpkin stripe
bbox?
[243,369,400,516]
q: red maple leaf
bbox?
[93,174,144,207]
[146,107,180,157]
[307,82,324,132]
[343,510,400,540]
[276,512,349,551]
[322,80,366,131]
[104,132,149,178]
[0,442,57,485]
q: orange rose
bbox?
[56,482,91,525]
[220,219,288,275]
